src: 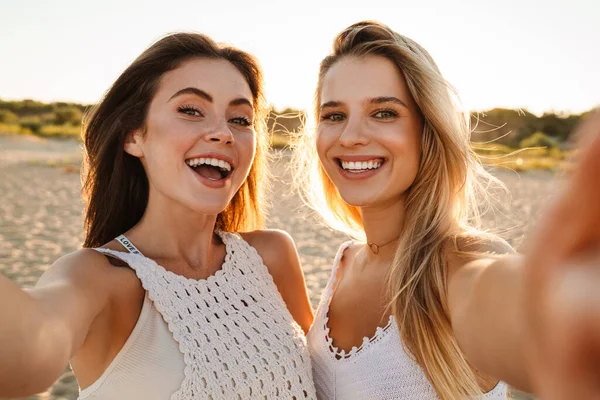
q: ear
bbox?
[124,129,144,157]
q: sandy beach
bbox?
[0,134,560,400]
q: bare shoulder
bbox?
[240,229,314,332]
[239,229,298,276]
[36,247,139,301]
[33,247,143,345]
[39,249,116,287]
[445,232,516,279]
[338,241,361,272]
[455,232,515,255]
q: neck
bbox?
[360,195,406,262]
[125,189,220,270]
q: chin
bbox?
[338,187,406,210]
[181,197,231,217]
[337,190,380,208]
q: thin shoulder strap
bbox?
[318,241,354,310]
[115,234,144,256]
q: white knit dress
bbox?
[307,241,507,400]
[78,231,316,399]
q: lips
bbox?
[185,154,235,188]
[334,156,386,180]
[338,158,383,172]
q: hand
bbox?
[522,111,600,400]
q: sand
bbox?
[0,134,558,400]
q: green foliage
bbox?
[40,112,58,124]
[38,124,81,138]
[519,132,560,150]
[0,99,88,118]
[0,109,18,123]
[0,99,53,116]
[471,142,514,156]
[547,146,564,160]
[19,115,42,134]
[0,98,594,151]
[470,108,584,147]
[54,106,83,125]
[0,99,88,138]
[0,123,29,135]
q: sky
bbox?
[0,0,598,115]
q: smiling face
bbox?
[316,55,424,209]
[125,57,256,216]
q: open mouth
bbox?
[185,157,233,181]
[336,158,385,173]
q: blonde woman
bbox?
[0,33,315,399]
[296,20,600,399]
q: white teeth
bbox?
[340,159,382,172]
[186,157,232,171]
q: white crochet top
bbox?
[79,231,316,399]
[307,242,507,400]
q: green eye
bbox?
[321,113,345,122]
[178,106,203,117]
[373,109,397,119]
[230,117,252,126]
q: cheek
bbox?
[406,127,422,168]
[315,128,334,164]
[238,133,257,172]
[149,115,195,154]
[383,122,421,161]
[395,129,422,184]
[143,135,185,174]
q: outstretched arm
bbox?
[0,249,112,397]
[449,111,600,396]
[448,252,530,391]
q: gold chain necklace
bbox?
[367,236,400,255]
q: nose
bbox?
[338,115,369,148]
[204,119,234,145]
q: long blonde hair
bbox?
[293,21,505,399]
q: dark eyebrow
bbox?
[169,87,252,109]
[368,96,409,109]
[319,101,343,112]
[229,98,253,108]
[169,87,212,102]
[320,97,409,112]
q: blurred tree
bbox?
[54,106,83,125]
[0,109,18,124]
[19,116,42,134]
[519,132,560,150]
[470,108,537,147]
[470,108,587,147]
[0,98,595,145]
[537,112,581,141]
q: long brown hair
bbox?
[293,21,506,399]
[82,33,269,248]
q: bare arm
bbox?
[242,229,314,333]
[450,112,600,396]
[0,249,112,397]
[448,254,530,391]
